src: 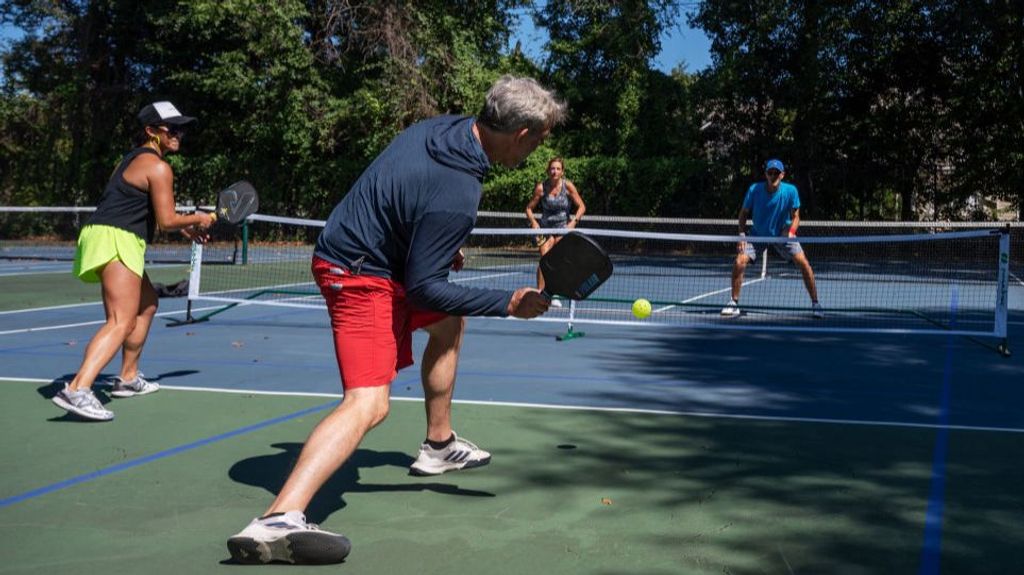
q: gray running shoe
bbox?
[409,432,491,476]
[51,384,114,421]
[110,372,159,398]
[812,302,825,319]
[227,511,351,565]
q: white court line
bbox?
[0,301,105,315]
[1010,271,1024,287]
[2,377,1022,435]
[0,305,225,336]
[654,276,767,314]
[0,268,71,278]
[0,262,181,278]
[453,271,522,283]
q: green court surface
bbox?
[2,380,1021,574]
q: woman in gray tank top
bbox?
[525,157,587,293]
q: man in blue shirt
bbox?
[228,76,565,565]
[721,159,822,318]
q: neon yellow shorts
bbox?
[72,224,147,283]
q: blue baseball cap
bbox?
[765,159,785,172]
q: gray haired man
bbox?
[227,76,567,565]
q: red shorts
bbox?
[312,256,447,389]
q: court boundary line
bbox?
[918,288,958,574]
[654,276,766,314]
[0,305,228,336]
[0,301,108,315]
[2,377,1022,435]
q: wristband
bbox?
[788,227,796,236]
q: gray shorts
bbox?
[743,240,803,262]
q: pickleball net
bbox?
[180,213,1013,353]
[0,206,241,265]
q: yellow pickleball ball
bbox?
[632,298,652,319]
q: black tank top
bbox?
[86,147,161,242]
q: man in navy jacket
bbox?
[228,76,566,565]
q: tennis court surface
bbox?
[2,214,1024,574]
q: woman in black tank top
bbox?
[53,102,216,422]
[524,157,586,292]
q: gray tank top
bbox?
[539,179,571,227]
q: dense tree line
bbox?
[1,1,1021,221]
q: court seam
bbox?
[3,376,1023,435]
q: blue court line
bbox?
[918,286,958,574]
[0,387,390,508]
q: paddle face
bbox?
[216,180,259,224]
[539,231,613,300]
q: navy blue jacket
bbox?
[314,115,512,316]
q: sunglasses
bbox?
[765,170,782,177]
[159,125,187,138]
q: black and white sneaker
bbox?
[409,432,491,476]
[227,511,351,565]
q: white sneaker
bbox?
[550,298,563,308]
[720,300,740,317]
[227,511,351,565]
[409,432,491,476]
[51,384,114,421]
[110,372,159,398]
[812,302,824,319]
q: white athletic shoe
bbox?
[109,372,159,398]
[227,511,351,565]
[720,300,741,317]
[409,432,491,476]
[812,302,825,319]
[51,384,114,421]
[550,298,563,308]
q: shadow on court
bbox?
[228,444,495,524]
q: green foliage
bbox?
[482,148,702,217]
[1,0,1021,221]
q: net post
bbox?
[557,299,585,341]
[166,241,205,327]
[995,225,1011,357]
[241,220,249,265]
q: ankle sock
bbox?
[426,434,455,450]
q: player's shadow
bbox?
[229,442,495,524]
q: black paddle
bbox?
[208,180,259,225]
[539,231,613,300]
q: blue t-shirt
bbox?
[315,115,512,317]
[742,181,801,237]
